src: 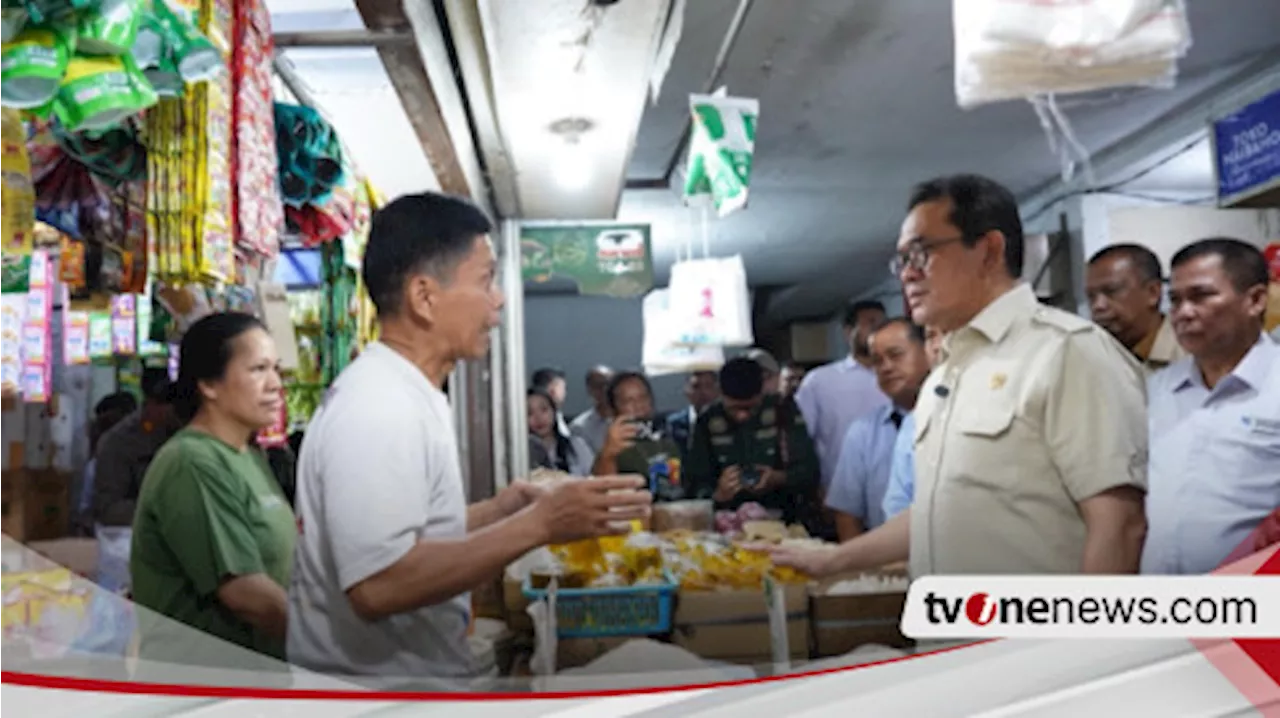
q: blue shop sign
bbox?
[1213,89,1280,204]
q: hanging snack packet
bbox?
[53,53,158,132]
[682,90,759,218]
[2,108,36,256]
[152,0,220,82]
[76,0,145,56]
[1,26,73,109]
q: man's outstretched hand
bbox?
[529,475,652,545]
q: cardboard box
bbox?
[503,576,534,634]
[24,538,98,580]
[2,469,70,543]
[809,570,911,657]
[672,584,809,662]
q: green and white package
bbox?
[682,89,759,218]
[152,0,220,81]
[53,52,158,132]
[1,26,73,109]
[1,7,28,43]
[77,0,145,56]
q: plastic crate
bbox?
[522,572,678,638]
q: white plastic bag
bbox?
[954,0,1192,109]
[641,288,726,377]
[666,255,753,349]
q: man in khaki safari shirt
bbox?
[768,174,1149,578]
[1086,243,1187,374]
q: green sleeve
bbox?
[155,457,265,597]
[684,415,717,501]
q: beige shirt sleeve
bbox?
[1041,330,1149,502]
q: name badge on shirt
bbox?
[1242,416,1280,436]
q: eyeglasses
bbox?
[889,236,966,276]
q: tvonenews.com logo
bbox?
[899,577,1280,640]
[924,591,1258,627]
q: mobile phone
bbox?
[740,465,761,488]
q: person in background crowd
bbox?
[1087,243,1187,372]
[769,174,1148,578]
[570,365,614,455]
[743,348,781,395]
[92,369,182,527]
[794,300,891,495]
[531,367,570,436]
[288,193,649,684]
[1142,238,1279,575]
[667,370,720,458]
[779,361,807,400]
[593,371,685,502]
[130,313,295,672]
[687,358,819,525]
[826,319,932,541]
[881,325,944,519]
[74,392,139,535]
[527,387,593,476]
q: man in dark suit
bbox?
[667,370,719,460]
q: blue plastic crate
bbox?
[522,571,678,638]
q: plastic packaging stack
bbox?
[953,0,1193,109]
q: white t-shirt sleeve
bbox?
[319,402,433,592]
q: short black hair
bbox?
[172,312,267,423]
[527,386,560,412]
[870,317,926,345]
[908,174,1024,278]
[361,192,494,316]
[141,367,173,404]
[606,371,653,413]
[843,299,887,327]
[531,367,565,390]
[94,392,138,417]
[1089,243,1163,284]
[719,357,764,400]
[1171,238,1269,294]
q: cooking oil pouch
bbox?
[2,108,36,255]
[76,0,145,56]
[1,25,73,109]
[21,0,96,26]
[54,53,158,132]
[154,0,219,81]
[682,89,759,218]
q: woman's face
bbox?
[527,395,556,438]
[199,327,283,431]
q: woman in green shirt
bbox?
[130,312,297,671]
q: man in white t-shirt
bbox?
[288,192,651,685]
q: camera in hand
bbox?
[739,465,761,488]
[628,417,664,442]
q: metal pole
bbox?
[273,29,414,49]
[499,218,529,485]
[272,53,322,110]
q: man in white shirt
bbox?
[1142,238,1279,575]
[794,300,891,493]
[570,365,614,455]
[288,193,651,685]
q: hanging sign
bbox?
[1213,88,1280,207]
[520,223,654,298]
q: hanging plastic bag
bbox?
[953,0,1192,110]
[666,255,753,348]
[95,525,133,594]
[683,89,758,218]
[641,288,726,377]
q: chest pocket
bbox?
[955,403,1016,440]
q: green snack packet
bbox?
[150,0,219,81]
[77,0,145,56]
[130,0,163,67]
[53,52,157,132]
[1,25,72,109]
[682,89,759,218]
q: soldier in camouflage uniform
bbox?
[686,357,820,524]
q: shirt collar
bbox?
[1169,332,1276,394]
[965,283,1038,345]
[840,355,874,373]
[1144,316,1183,367]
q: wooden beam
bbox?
[354,0,472,197]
